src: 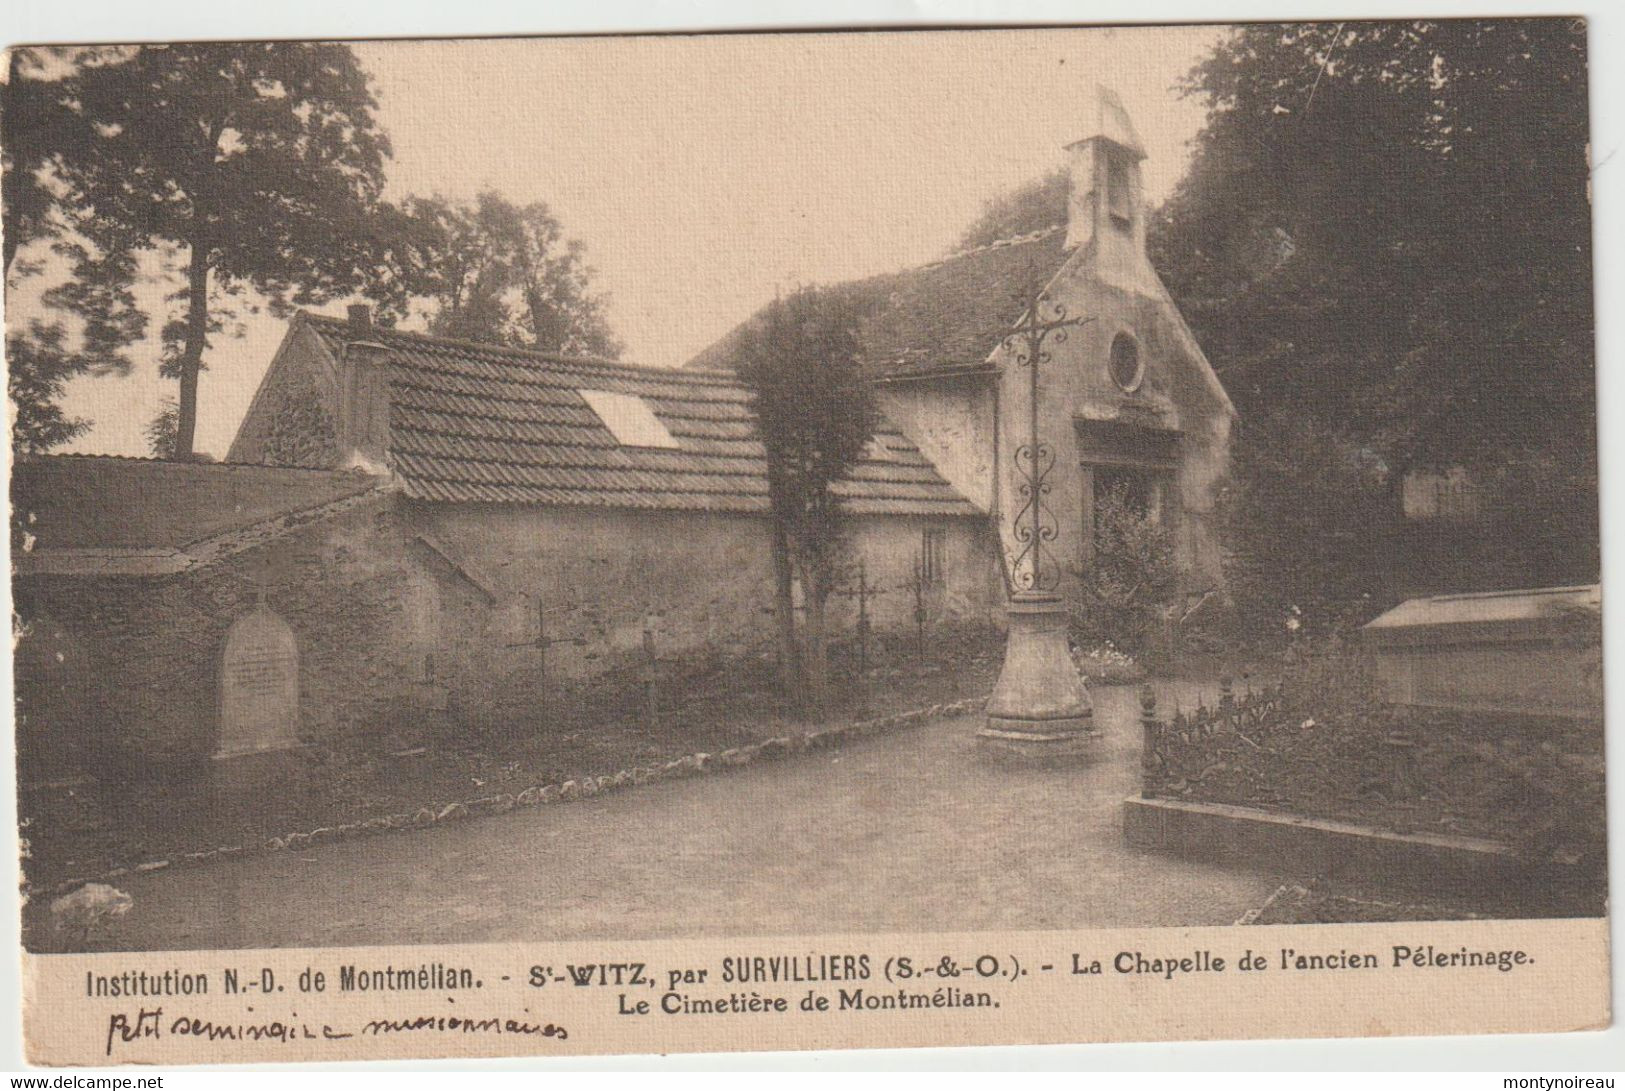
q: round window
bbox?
[1109,333,1143,392]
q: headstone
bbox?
[1362,584,1601,718]
[217,600,300,758]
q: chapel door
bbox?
[1074,419,1179,578]
[1094,465,1161,524]
[1079,464,1166,572]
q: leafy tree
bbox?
[144,398,179,459]
[954,169,1068,252]
[1,47,114,277]
[1473,444,1600,587]
[728,287,879,710]
[1220,411,1397,640]
[57,43,392,458]
[1121,18,1596,621]
[372,191,622,358]
[7,323,92,453]
[4,50,149,454]
[1154,20,1592,521]
[6,246,148,455]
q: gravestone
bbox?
[217,600,301,758]
[1362,584,1601,719]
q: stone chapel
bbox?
[689,87,1236,605]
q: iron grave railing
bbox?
[1138,677,1285,798]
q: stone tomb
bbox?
[1362,584,1601,719]
[217,600,301,758]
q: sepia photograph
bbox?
[1,14,1611,1065]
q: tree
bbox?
[1,47,112,277]
[4,49,148,454]
[7,323,91,453]
[1154,20,1592,477]
[954,169,1068,252]
[728,287,879,710]
[372,191,622,358]
[144,398,179,459]
[1143,19,1597,610]
[6,245,148,456]
[59,43,392,458]
[1220,411,1398,640]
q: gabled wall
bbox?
[873,376,998,515]
[227,320,342,468]
[994,151,1235,599]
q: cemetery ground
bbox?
[21,625,1041,893]
[33,684,1288,952]
[1133,641,1608,922]
[30,675,1536,953]
[1148,700,1605,875]
[23,624,1604,951]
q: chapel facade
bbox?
[691,88,1236,608]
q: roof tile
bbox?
[684,227,1069,379]
[303,315,979,517]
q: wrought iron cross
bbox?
[505,595,587,681]
[830,559,886,675]
[1003,290,1092,593]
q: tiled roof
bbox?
[300,315,979,517]
[685,227,1070,380]
[11,455,383,554]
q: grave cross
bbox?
[830,559,886,675]
[907,553,929,660]
[505,595,587,682]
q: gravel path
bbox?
[65,682,1284,951]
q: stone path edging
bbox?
[1123,794,1525,890]
[35,696,988,899]
[1233,882,1300,926]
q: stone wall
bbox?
[407,503,999,695]
[825,513,1004,631]
[14,498,1000,775]
[14,498,423,773]
[227,323,340,468]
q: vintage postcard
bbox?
[3,21,1608,1066]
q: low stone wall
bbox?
[36,696,987,899]
[1122,795,1525,892]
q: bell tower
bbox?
[1063,85,1148,258]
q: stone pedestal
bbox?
[978,590,1096,761]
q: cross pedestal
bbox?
[977,288,1096,762]
[978,589,1096,761]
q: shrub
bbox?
[1278,631,1384,726]
[1220,412,1397,648]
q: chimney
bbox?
[1064,86,1148,255]
[337,318,391,474]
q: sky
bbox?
[30,26,1227,458]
